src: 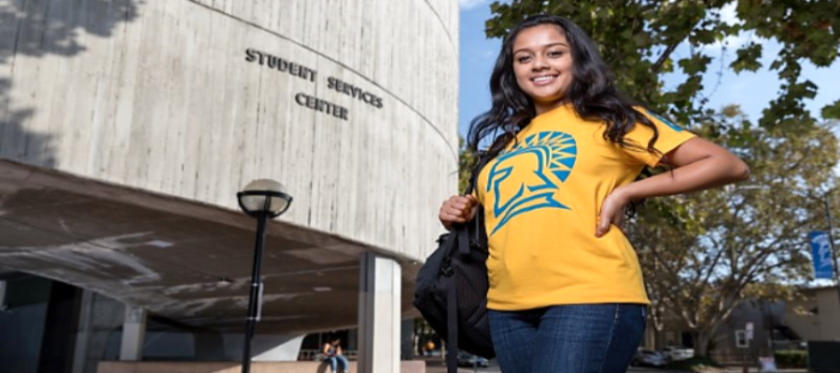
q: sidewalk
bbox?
[720,369,807,373]
[421,356,809,373]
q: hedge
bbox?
[774,350,808,368]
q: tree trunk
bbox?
[693,330,713,357]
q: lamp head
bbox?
[237,179,293,218]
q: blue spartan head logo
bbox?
[486,131,577,235]
[646,110,683,132]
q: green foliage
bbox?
[774,350,808,368]
[485,0,840,130]
[732,42,763,73]
[822,100,840,120]
[458,136,478,193]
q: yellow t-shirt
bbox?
[475,104,695,311]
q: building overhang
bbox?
[0,160,422,334]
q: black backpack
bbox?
[413,158,494,373]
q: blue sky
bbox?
[458,1,840,138]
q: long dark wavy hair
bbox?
[467,14,660,159]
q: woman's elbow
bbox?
[729,158,751,182]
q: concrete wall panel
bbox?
[0,0,459,260]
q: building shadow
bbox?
[316,360,330,373]
[0,0,141,168]
[0,2,141,371]
[0,78,54,167]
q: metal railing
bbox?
[298,349,358,361]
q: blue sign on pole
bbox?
[809,231,835,280]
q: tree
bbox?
[627,106,840,356]
[459,136,479,193]
[485,0,840,131]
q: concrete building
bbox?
[782,286,840,341]
[0,0,459,372]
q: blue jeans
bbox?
[325,355,349,372]
[488,304,646,373]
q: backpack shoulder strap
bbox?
[446,276,458,373]
[461,152,490,255]
[445,152,490,371]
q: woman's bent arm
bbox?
[597,137,749,237]
[621,137,750,200]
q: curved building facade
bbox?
[0,0,457,369]
[2,0,458,257]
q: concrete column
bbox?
[69,292,125,373]
[346,329,358,350]
[401,319,414,360]
[71,290,94,373]
[38,280,83,372]
[357,252,401,373]
[119,305,146,361]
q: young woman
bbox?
[321,336,349,373]
[438,14,749,373]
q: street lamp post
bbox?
[236,179,293,373]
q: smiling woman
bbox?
[439,13,749,373]
[510,25,575,113]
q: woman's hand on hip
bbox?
[596,187,630,237]
[439,195,479,230]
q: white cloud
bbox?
[460,0,488,10]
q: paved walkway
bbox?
[423,358,808,373]
[423,358,679,373]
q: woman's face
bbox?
[511,24,575,114]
